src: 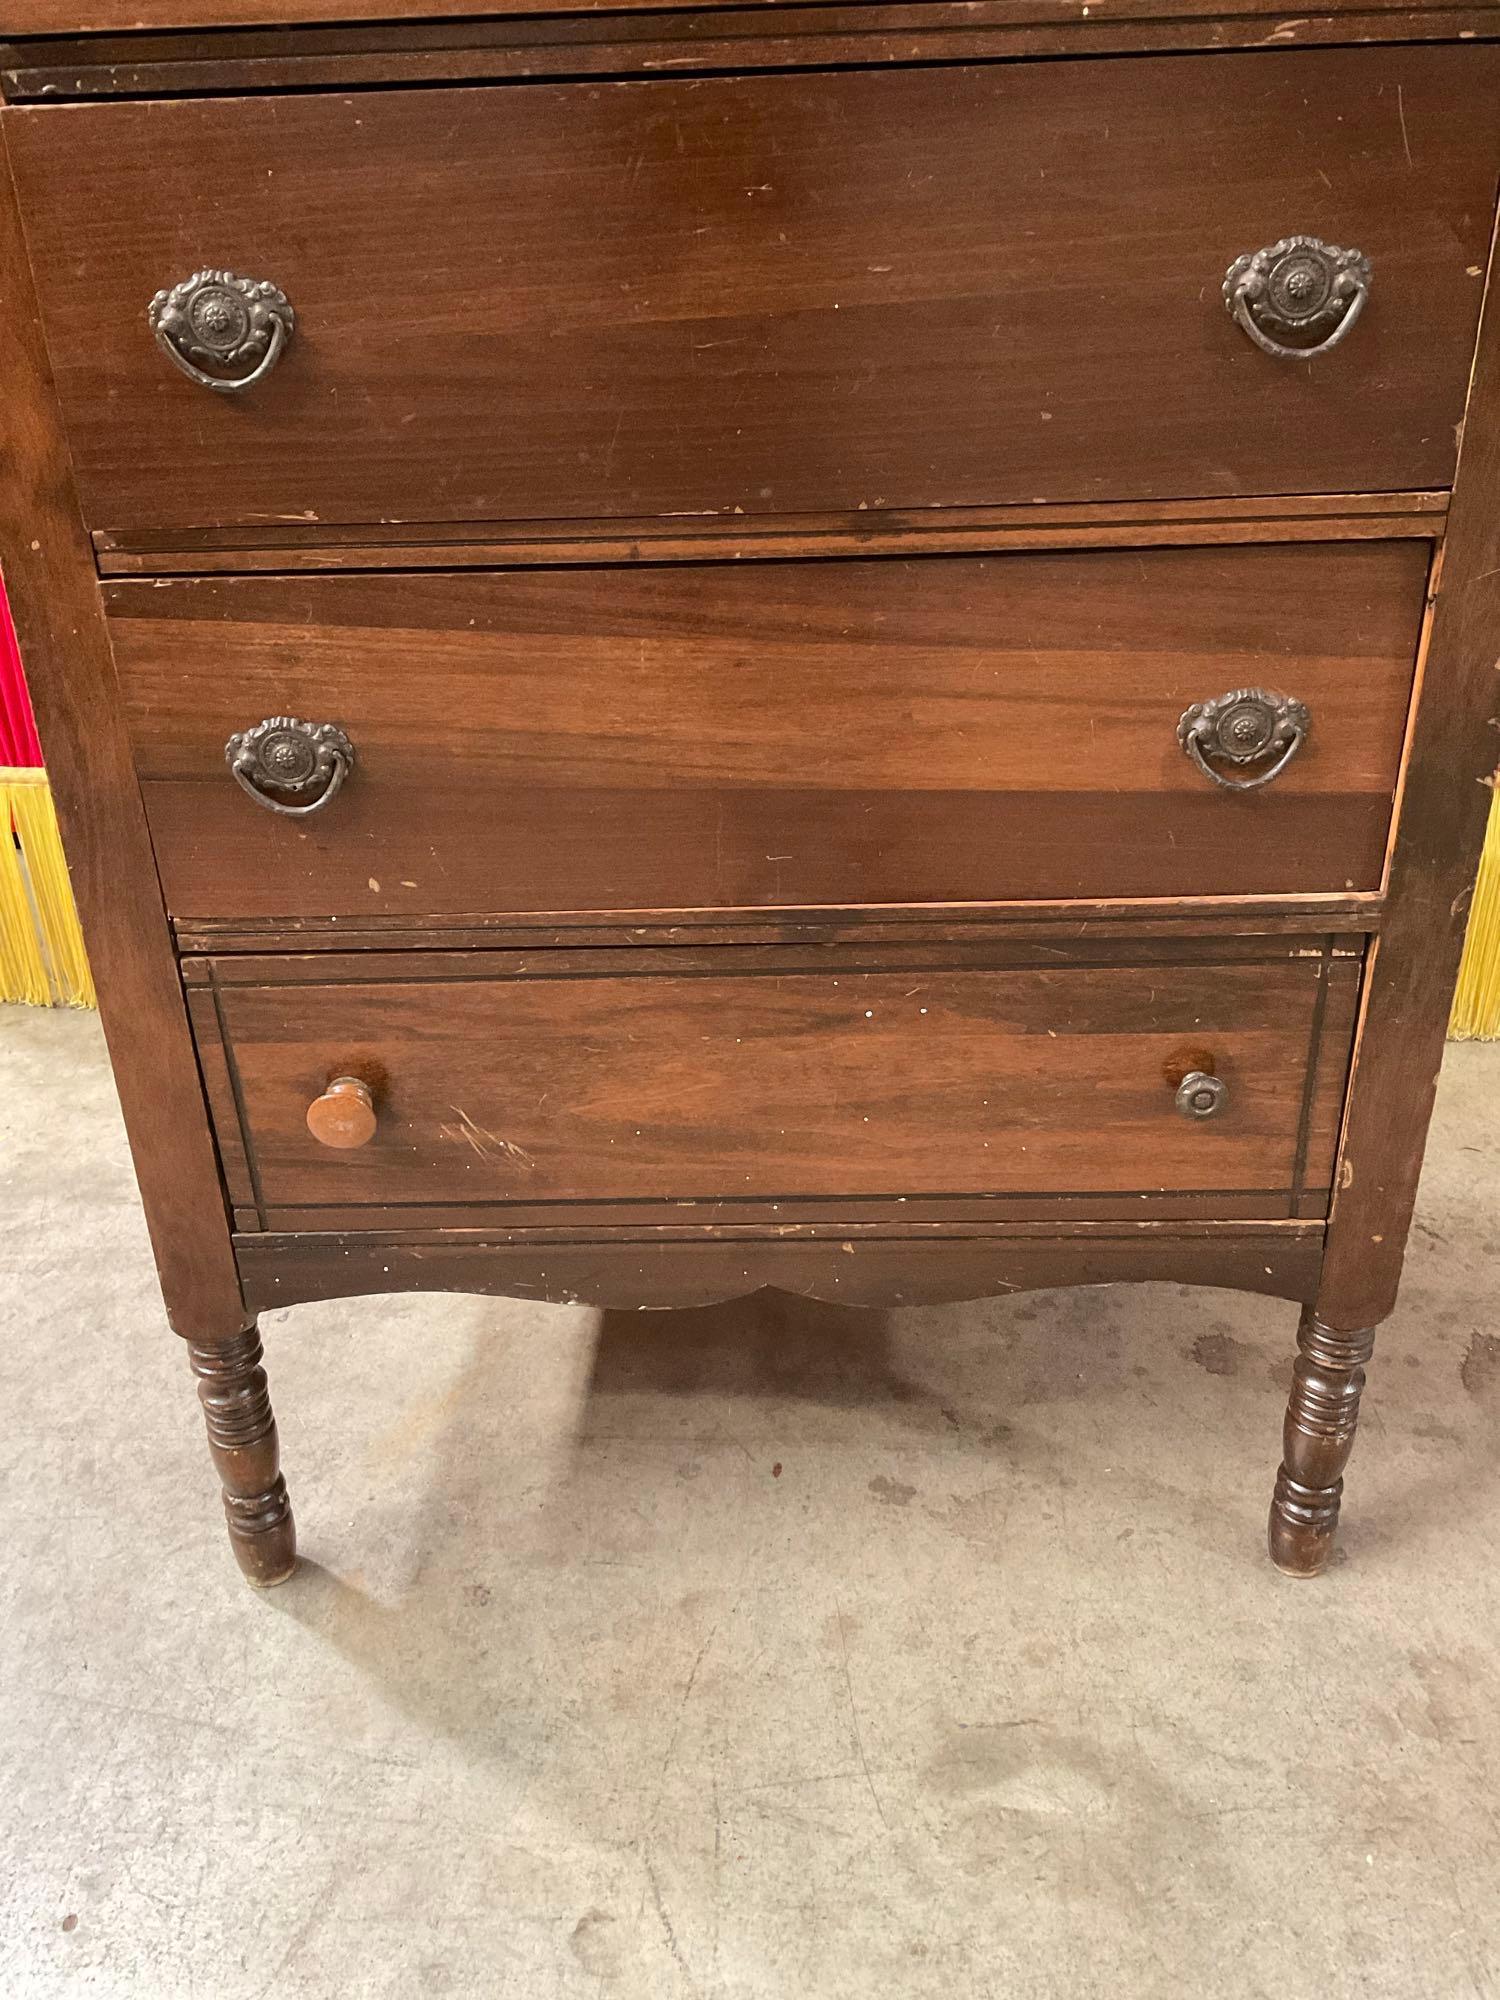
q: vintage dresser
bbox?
[2,0,1497,1587]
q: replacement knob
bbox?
[1175,1072,1229,1120]
[306,1076,378,1150]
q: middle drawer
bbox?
[108,539,1426,921]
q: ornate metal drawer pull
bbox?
[1176,1072,1228,1120]
[225,717,354,817]
[1223,236,1371,361]
[1177,688,1309,792]
[148,270,295,394]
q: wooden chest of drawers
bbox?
[3,0,1498,1587]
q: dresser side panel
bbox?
[1320,205,1500,1329]
[0,120,244,1336]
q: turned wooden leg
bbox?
[187,1324,297,1586]
[1268,1309,1377,1577]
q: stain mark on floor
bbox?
[869,1474,916,1506]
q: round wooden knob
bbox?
[306,1075,377,1149]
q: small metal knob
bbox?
[306,1076,378,1150]
[1223,236,1371,361]
[1176,1072,1228,1120]
[148,269,294,393]
[225,717,353,817]
[1178,688,1309,792]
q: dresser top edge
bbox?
[5,0,1499,103]
[8,0,1500,29]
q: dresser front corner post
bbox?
[1267,1306,1379,1577]
[185,1322,298,1587]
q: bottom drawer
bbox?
[189,940,1360,1231]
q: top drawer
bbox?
[8,43,1498,539]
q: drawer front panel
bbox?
[12,43,1498,536]
[110,541,1426,919]
[195,946,1358,1219]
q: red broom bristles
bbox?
[1,572,44,769]
[2,572,95,1005]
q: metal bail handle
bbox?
[148,269,295,394]
[1223,235,1372,361]
[225,717,354,817]
[1177,688,1310,793]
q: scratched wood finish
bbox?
[191,937,1365,981]
[236,1224,1328,1314]
[0,127,247,1339]
[193,937,1362,1225]
[8,7,1499,98]
[9,0,1492,34]
[9,45,1499,537]
[172,903,1381,956]
[238,1193,1336,1231]
[5,1,1498,1581]
[89,492,1447,574]
[1260,217,1500,1571]
[107,543,1427,918]
[197,951,1346,1214]
[1316,218,1500,1332]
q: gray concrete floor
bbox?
[1,1006,1498,1999]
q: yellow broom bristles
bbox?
[1452,789,1500,1040]
[0,769,95,1009]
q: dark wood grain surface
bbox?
[10,0,1492,35]
[191,937,1366,981]
[195,935,1361,1227]
[107,542,1428,918]
[236,1223,1328,1313]
[237,1193,1338,1231]
[10,43,1498,535]
[9,6,1499,98]
[1317,215,1500,1331]
[172,903,1381,956]
[0,127,246,1339]
[89,492,1448,574]
[4,0,1496,1580]
[199,949,1347,1213]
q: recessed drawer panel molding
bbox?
[107,540,1427,919]
[188,941,1361,1223]
[11,42,1498,536]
